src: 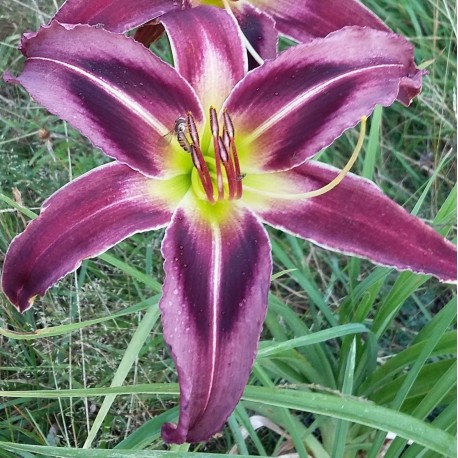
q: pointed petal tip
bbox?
[159,199,271,444]
[2,163,175,318]
[247,162,456,284]
[3,70,17,84]
[161,422,187,444]
[19,295,37,314]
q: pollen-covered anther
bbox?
[179,108,243,203]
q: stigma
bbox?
[176,108,243,204]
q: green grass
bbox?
[0,0,456,457]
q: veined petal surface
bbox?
[244,161,457,283]
[54,0,183,32]
[160,195,272,443]
[248,0,390,42]
[5,22,203,178]
[161,6,246,111]
[226,27,423,173]
[231,2,278,68]
[2,163,187,312]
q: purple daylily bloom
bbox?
[2,6,456,444]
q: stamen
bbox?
[187,112,200,147]
[223,111,234,138]
[222,129,230,153]
[224,111,242,198]
[175,109,243,203]
[210,107,219,138]
[217,136,229,163]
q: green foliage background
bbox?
[0,0,456,457]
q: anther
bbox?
[217,137,229,163]
[187,112,200,147]
[223,111,234,139]
[224,111,242,198]
[210,107,224,199]
[210,107,219,138]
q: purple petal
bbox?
[249,0,390,42]
[245,161,457,283]
[231,2,278,69]
[1,163,185,312]
[161,6,246,111]
[160,197,272,443]
[54,0,183,33]
[226,27,423,174]
[5,22,203,178]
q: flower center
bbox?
[176,108,243,204]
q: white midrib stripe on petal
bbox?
[242,63,401,144]
[30,56,169,135]
[202,221,222,413]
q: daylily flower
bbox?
[3,6,456,444]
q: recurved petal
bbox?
[160,196,272,443]
[161,6,246,111]
[2,162,188,312]
[226,27,423,174]
[244,161,457,283]
[5,22,203,178]
[231,2,278,69]
[248,0,390,42]
[54,0,183,32]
